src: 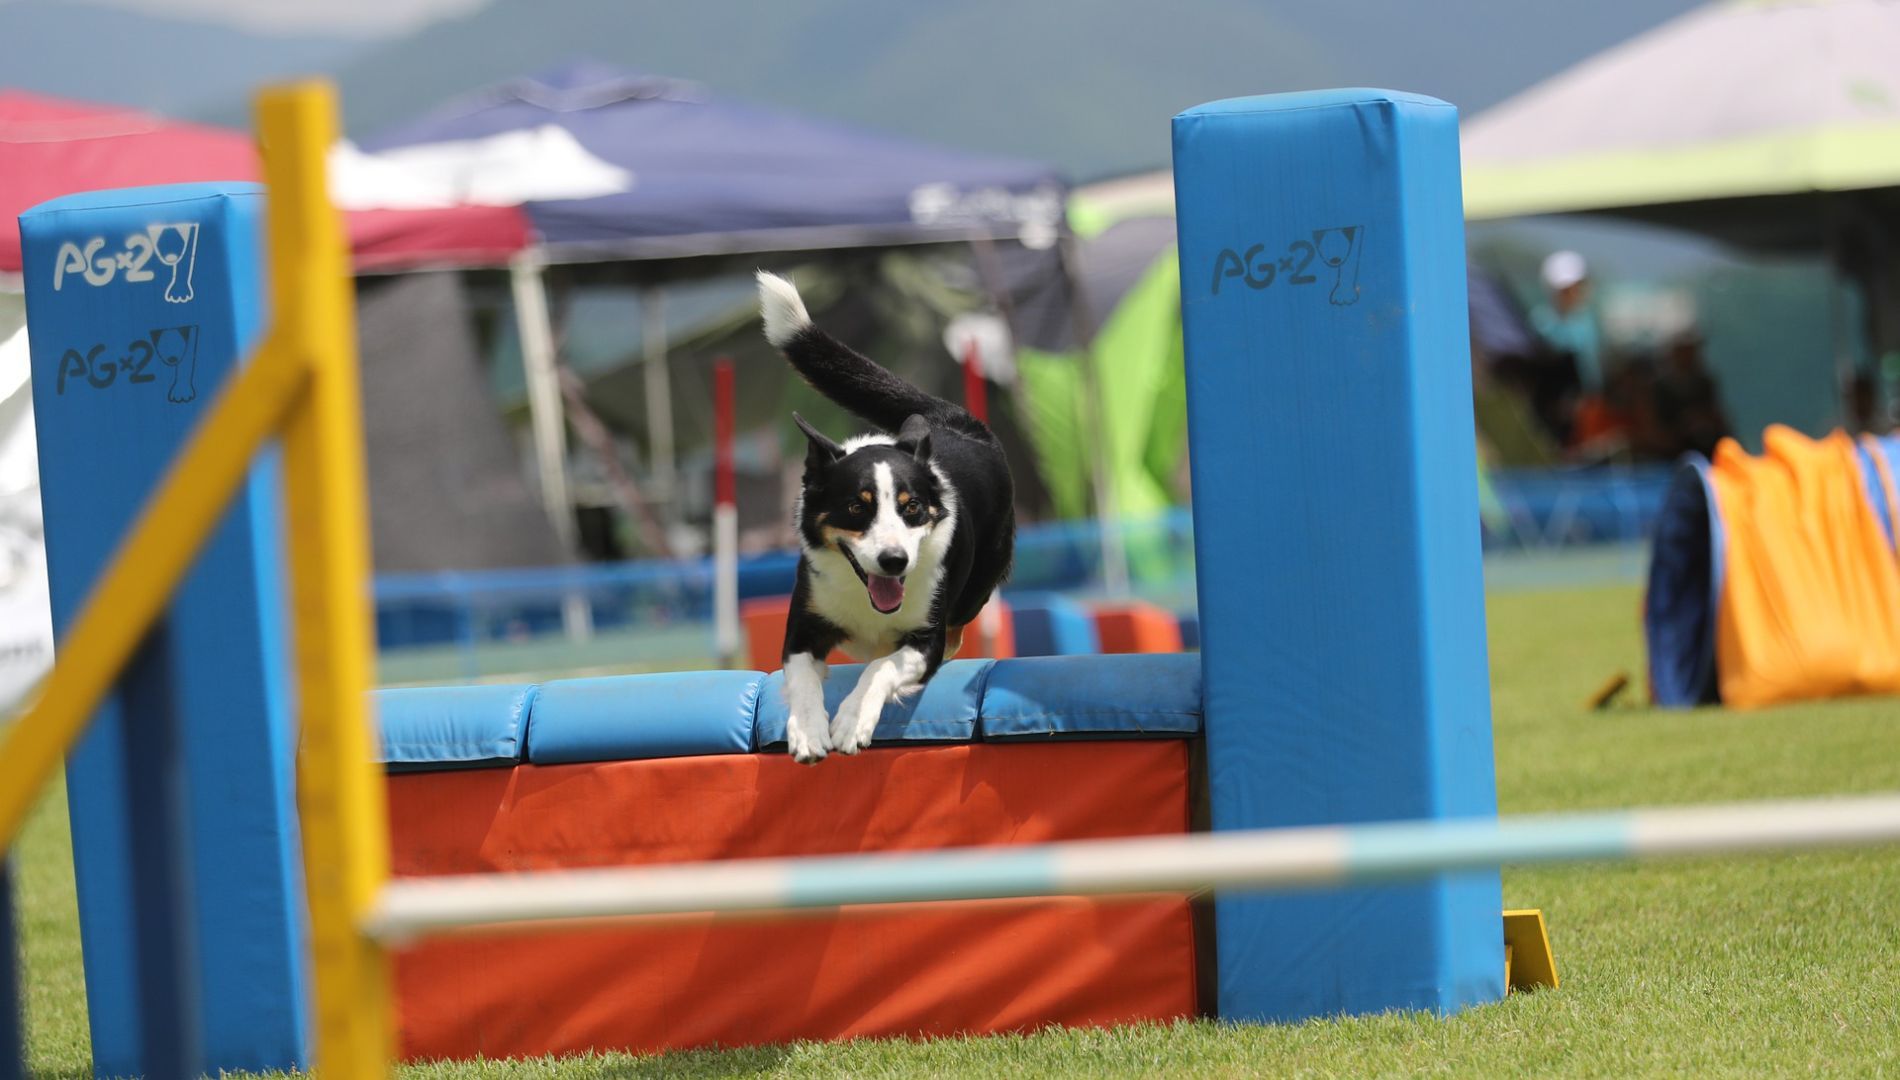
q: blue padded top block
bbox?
[20,183,308,1074]
[980,654,1201,738]
[1174,91,1503,1022]
[1004,591,1101,657]
[527,670,764,764]
[373,684,536,769]
[1177,613,1201,651]
[755,658,993,749]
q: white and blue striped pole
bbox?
[366,792,1900,942]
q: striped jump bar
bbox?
[365,792,1900,943]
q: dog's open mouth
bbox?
[839,546,906,614]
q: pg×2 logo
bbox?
[51,223,200,304]
[1210,225,1364,306]
[54,326,201,405]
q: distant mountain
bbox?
[326,0,1335,177]
[0,0,367,120]
[329,0,1706,180]
[0,0,1709,180]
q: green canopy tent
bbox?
[1021,172,1522,541]
[1018,177,1187,521]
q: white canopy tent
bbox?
[0,292,53,712]
[1459,0,1900,402]
[1461,0,1900,225]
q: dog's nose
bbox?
[877,548,909,575]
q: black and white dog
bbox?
[756,271,1014,763]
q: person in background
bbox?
[1846,369,1889,438]
[1653,330,1731,459]
[1531,250,1605,398]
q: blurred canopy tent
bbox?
[0,89,531,277]
[1020,185,1186,520]
[1460,0,1900,353]
[0,89,562,574]
[348,61,1094,568]
[5,76,1091,571]
[0,91,257,277]
[1029,174,1542,519]
[356,60,1068,261]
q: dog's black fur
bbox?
[764,274,1014,685]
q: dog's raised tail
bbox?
[755,269,957,433]
[756,270,811,348]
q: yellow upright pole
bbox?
[255,82,391,1077]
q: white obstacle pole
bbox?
[365,791,1900,942]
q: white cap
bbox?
[1541,250,1588,291]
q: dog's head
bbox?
[795,413,947,614]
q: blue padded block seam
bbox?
[983,732,1200,742]
[747,671,767,753]
[23,183,266,217]
[982,710,1204,736]
[513,683,545,763]
[1175,94,1453,123]
[970,657,1002,718]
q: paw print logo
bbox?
[150,223,198,304]
[151,325,199,404]
[1313,226,1364,306]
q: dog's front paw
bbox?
[786,708,830,764]
[829,689,882,756]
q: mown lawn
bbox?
[13,583,1900,1077]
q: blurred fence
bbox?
[373,468,1670,683]
[1485,465,1673,548]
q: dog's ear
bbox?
[794,412,844,468]
[896,414,932,463]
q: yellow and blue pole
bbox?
[254,82,394,1077]
[366,792,1900,940]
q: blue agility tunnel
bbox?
[1644,456,1726,708]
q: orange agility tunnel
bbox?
[1646,427,1900,708]
[375,654,1204,1059]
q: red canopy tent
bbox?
[0,90,529,276]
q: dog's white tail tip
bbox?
[756,270,812,348]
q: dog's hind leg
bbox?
[783,652,832,764]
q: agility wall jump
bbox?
[3,81,1900,1080]
[7,86,1487,1073]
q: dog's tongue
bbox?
[868,575,906,613]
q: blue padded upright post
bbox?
[0,859,20,1080]
[19,184,308,1073]
[1172,91,1504,1020]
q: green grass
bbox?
[13,583,1900,1077]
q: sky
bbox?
[77,0,485,36]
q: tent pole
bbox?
[556,364,673,558]
[509,251,591,640]
[1056,234,1131,597]
[642,287,677,536]
[712,357,741,668]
